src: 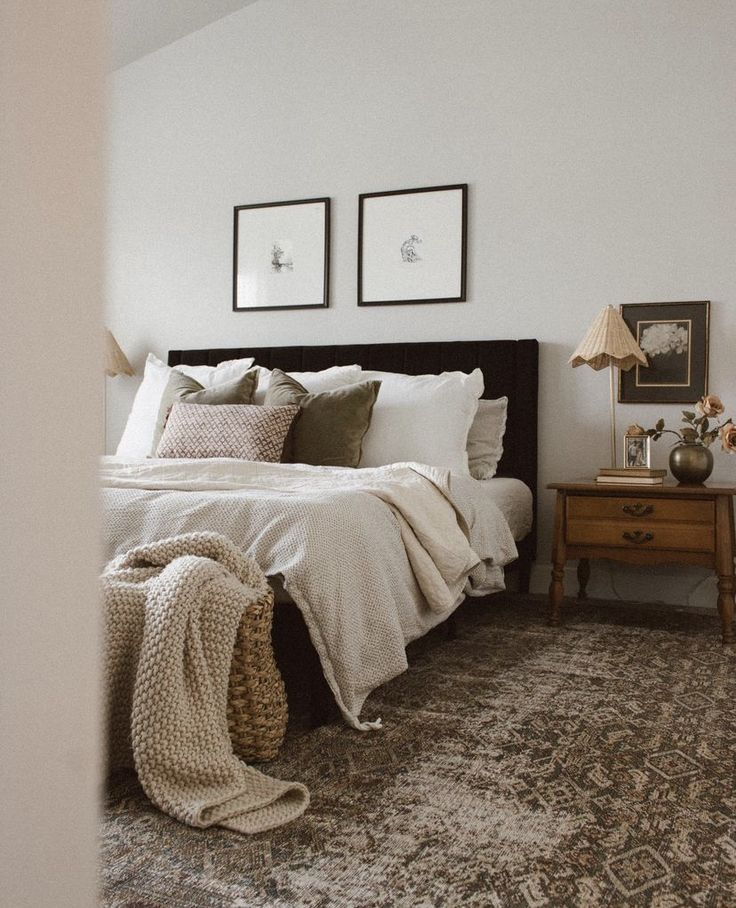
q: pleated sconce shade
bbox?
[104,329,135,378]
[569,305,647,372]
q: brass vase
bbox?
[669,443,714,484]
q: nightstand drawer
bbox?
[566,519,715,553]
[567,496,714,524]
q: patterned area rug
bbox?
[102,596,736,907]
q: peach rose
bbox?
[720,421,736,454]
[696,394,725,418]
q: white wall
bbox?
[107,0,736,605]
[0,3,105,906]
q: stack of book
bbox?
[596,468,666,485]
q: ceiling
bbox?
[110,0,261,70]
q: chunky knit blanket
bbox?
[101,532,309,834]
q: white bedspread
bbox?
[101,457,517,729]
[471,477,533,542]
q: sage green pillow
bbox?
[151,368,259,455]
[264,368,381,467]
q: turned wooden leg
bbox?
[549,491,567,626]
[715,496,735,645]
[718,576,735,645]
[549,564,565,625]
[577,558,590,601]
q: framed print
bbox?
[624,434,651,469]
[619,301,710,403]
[358,184,467,306]
[233,197,329,311]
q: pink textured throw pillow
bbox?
[155,402,299,461]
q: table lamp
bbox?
[104,328,135,379]
[104,329,135,451]
[569,305,647,468]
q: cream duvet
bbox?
[101,457,517,729]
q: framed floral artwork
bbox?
[618,301,710,403]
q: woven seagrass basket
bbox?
[226,586,288,762]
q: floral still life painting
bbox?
[619,301,710,404]
[638,321,689,384]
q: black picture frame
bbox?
[233,197,330,311]
[619,301,710,404]
[357,184,468,306]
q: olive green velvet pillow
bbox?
[151,368,259,455]
[263,369,381,467]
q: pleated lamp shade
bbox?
[569,305,647,372]
[104,329,135,377]
[569,305,647,469]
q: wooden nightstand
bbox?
[547,480,736,643]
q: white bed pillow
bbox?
[252,364,363,404]
[177,357,256,386]
[467,397,508,479]
[358,369,484,474]
[115,354,255,458]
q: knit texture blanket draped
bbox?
[101,532,309,834]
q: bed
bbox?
[103,339,538,728]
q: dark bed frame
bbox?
[169,339,539,723]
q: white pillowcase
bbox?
[177,357,256,386]
[115,354,255,458]
[466,397,508,480]
[358,369,484,474]
[252,364,363,404]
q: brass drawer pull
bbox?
[622,531,654,544]
[622,503,654,517]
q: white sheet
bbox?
[101,457,518,729]
[479,477,533,541]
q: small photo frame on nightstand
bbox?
[624,434,651,469]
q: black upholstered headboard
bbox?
[169,339,539,561]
